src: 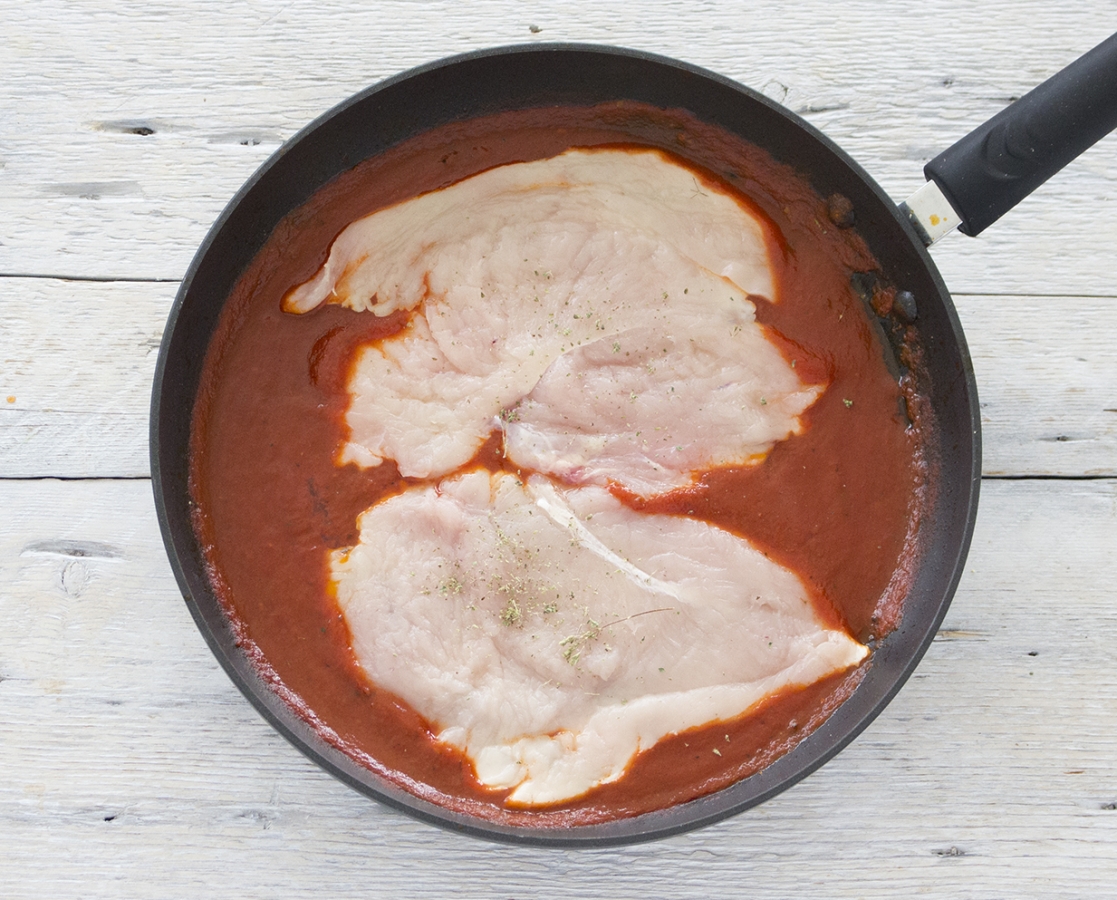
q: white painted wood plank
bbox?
[0,278,171,478]
[1,478,1116,898]
[2,278,1114,478]
[955,294,1117,477]
[2,1,1115,294]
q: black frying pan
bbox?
[151,38,1117,846]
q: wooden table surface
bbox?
[3,2,1116,897]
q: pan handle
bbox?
[912,32,1117,240]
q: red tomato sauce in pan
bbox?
[190,104,929,826]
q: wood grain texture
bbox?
[2,477,1116,898]
[2,1,1116,293]
[956,293,1117,477]
[0,278,171,478]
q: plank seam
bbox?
[0,274,182,284]
[0,475,152,482]
[982,474,1116,481]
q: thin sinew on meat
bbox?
[332,471,868,806]
[284,148,819,491]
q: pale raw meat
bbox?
[332,471,867,806]
[502,324,823,494]
[283,147,776,317]
[283,148,801,481]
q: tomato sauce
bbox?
[190,103,928,826]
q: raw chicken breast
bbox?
[283,147,775,317]
[502,324,823,494]
[332,471,867,806]
[284,148,810,483]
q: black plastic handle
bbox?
[924,32,1117,237]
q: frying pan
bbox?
[150,38,1117,845]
